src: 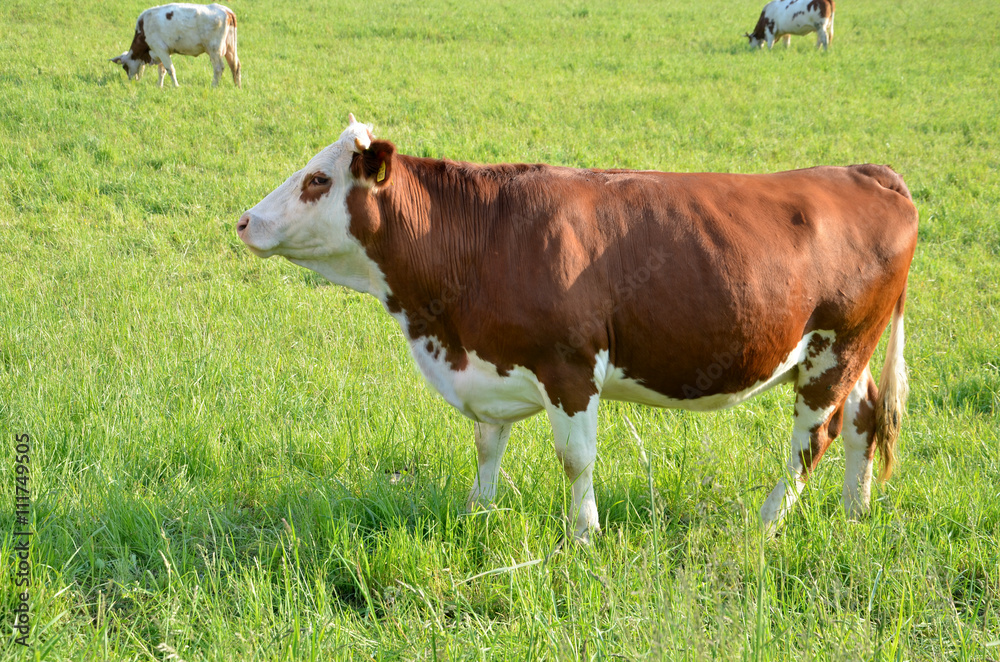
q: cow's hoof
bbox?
[465,498,495,514]
[572,524,601,545]
[759,517,785,540]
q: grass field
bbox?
[2,0,999,659]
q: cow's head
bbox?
[237,114,397,293]
[745,32,764,49]
[745,13,771,49]
[110,53,146,80]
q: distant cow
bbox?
[746,0,835,50]
[237,115,917,541]
[111,3,240,88]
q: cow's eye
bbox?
[309,175,330,187]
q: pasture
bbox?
[1,0,999,659]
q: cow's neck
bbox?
[288,251,389,299]
[346,154,496,351]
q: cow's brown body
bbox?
[238,118,918,539]
[348,157,915,413]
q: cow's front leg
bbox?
[157,64,167,87]
[159,53,179,87]
[546,396,600,542]
[466,422,512,511]
[781,34,791,48]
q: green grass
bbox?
[2,0,999,659]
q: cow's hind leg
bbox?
[224,49,241,88]
[842,368,878,518]
[759,396,842,536]
[546,396,600,542]
[760,331,858,535]
[817,23,831,50]
[466,422,512,511]
[209,51,226,87]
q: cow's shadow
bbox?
[78,71,124,87]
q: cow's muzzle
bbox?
[236,211,273,256]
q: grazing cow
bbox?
[746,0,835,50]
[237,115,917,541]
[110,3,240,88]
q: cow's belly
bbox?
[169,40,209,56]
[414,347,802,421]
[778,16,822,35]
[600,333,811,411]
[408,331,818,422]
[409,337,546,424]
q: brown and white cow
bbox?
[111,3,240,88]
[746,0,835,50]
[237,116,917,541]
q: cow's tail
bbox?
[225,10,241,87]
[874,288,908,482]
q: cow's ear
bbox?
[351,139,396,187]
[110,55,122,64]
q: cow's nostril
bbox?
[236,213,250,234]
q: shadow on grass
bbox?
[75,72,124,87]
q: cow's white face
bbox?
[238,114,390,296]
[111,53,146,80]
[237,116,373,260]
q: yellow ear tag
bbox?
[376,161,386,183]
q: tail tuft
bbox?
[874,293,908,481]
